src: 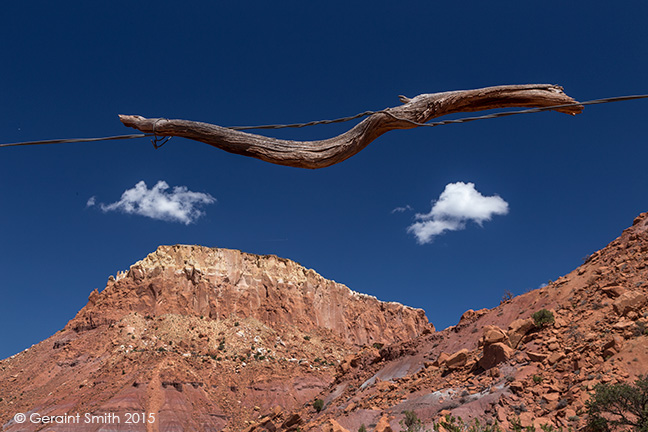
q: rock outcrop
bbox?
[0,246,430,432]
[69,245,430,347]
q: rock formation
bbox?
[274,212,648,431]
[2,211,648,431]
[70,245,429,347]
[0,246,429,431]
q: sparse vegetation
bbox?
[633,321,648,337]
[372,342,384,350]
[313,398,324,412]
[401,410,425,432]
[501,290,514,304]
[511,403,528,415]
[532,375,543,384]
[586,375,648,432]
[532,309,555,328]
[303,335,311,341]
[358,425,367,432]
[434,414,503,432]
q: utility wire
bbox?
[0,134,148,148]
[1,94,647,148]
[231,94,648,130]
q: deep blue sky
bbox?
[1,2,647,359]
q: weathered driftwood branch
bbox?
[120,84,582,169]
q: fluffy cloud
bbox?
[93,181,216,224]
[407,182,509,244]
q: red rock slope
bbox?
[270,212,648,432]
[0,245,430,432]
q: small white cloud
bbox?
[407,182,508,244]
[94,180,216,224]
[391,205,413,213]
[86,196,96,207]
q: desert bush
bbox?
[358,425,367,432]
[586,375,648,432]
[532,309,555,328]
[313,398,324,412]
[632,321,647,337]
[401,410,425,432]
[434,414,503,432]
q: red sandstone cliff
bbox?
[0,246,430,432]
[69,245,430,346]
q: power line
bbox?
[0,133,148,148]
[230,94,648,129]
[1,94,647,148]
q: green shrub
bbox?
[532,309,555,328]
[532,375,543,384]
[434,414,503,432]
[586,375,648,432]
[401,410,424,432]
[372,342,384,350]
[313,398,324,412]
[358,425,367,432]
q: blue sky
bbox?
[1,2,647,360]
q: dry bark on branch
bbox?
[119,84,582,169]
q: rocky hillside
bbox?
[1,212,647,432]
[0,246,430,431]
[278,212,648,432]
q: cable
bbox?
[1,94,647,148]
[0,134,149,148]
[229,94,648,130]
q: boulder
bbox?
[375,415,394,432]
[480,325,509,347]
[323,419,351,432]
[602,285,626,298]
[602,335,623,352]
[509,380,524,393]
[613,291,647,316]
[507,318,535,348]
[547,351,566,365]
[434,352,450,367]
[479,342,515,370]
[281,413,302,429]
[445,349,469,370]
[526,351,548,362]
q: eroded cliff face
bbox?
[70,245,431,347]
[0,245,432,432]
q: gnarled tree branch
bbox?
[119,84,582,169]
